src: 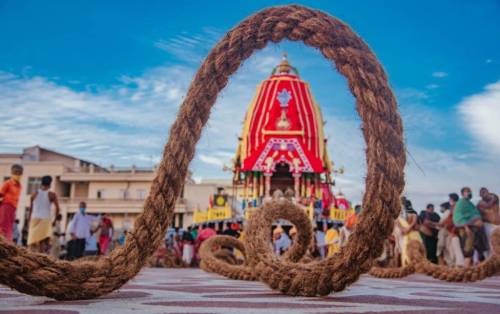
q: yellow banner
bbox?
[194,205,232,224]
[208,206,232,221]
[330,208,354,221]
[207,205,353,223]
[193,210,208,224]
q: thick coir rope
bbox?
[201,203,500,292]
[199,235,256,281]
[370,229,500,281]
[201,197,405,296]
[0,4,405,300]
[199,199,313,281]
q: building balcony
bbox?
[60,171,156,182]
[59,197,188,214]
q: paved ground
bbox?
[1,268,499,313]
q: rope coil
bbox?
[370,230,500,280]
[202,206,500,294]
[1,4,405,300]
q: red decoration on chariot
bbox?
[233,54,352,220]
[237,54,330,175]
[335,193,350,210]
[321,183,334,209]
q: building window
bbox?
[137,189,146,200]
[97,189,105,199]
[119,189,128,200]
[178,213,184,228]
[27,177,42,195]
[61,182,71,197]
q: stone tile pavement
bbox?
[1,268,499,313]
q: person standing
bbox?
[0,164,23,241]
[51,214,64,258]
[222,222,240,238]
[419,204,440,263]
[165,227,175,250]
[197,222,216,243]
[436,202,454,265]
[340,215,356,247]
[325,222,340,257]
[315,222,327,258]
[272,226,291,256]
[392,216,404,267]
[27,176,60,253]
[118,230,127,246]
[84,230,99,256]
[452,187,488,265]
[96,213,114,255]
[190,225,198,241]
[393,198,409,267]
[12,219,20,245]
[67,202,100,260]
[439,199,465,266]
[339,206,360,247]
[192,223,213,261]
[172,233,183,260]
[182,226,194,266]
[477,187,500,253]
[398,200,422,266]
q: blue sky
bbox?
[0,0,499,208]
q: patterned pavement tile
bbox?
[1,268,499,313]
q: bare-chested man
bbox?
[477,187,500,253]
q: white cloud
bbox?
[396,89,445,140]
[0,45,285,173]
[397,87,428,100]
[404,146,500,210]
[432,71,448,78]
[322,112,500,210]
[252,55,281,74]
[154,27,222,63]
[458,81,500,156]
[0,65,194,166]
[426,83,440,89]
[323,116,365,205]
[198,154,226,167]
[324,83,500,210]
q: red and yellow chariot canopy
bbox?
[236,56,331,175]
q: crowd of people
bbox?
[0,165,119,260]
[267,187,499,268]
[1,165,499,269]
[270,205,361,259]
[157,221,243,267]
[389,187,499,268]
[158,202,362,266]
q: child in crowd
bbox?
[84,230,99,256]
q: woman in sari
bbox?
[397,200,423,266]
